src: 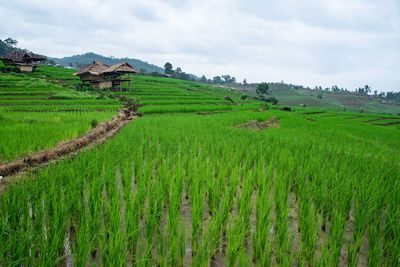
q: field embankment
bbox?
[0,109,137,185]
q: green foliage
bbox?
[121,97,143,112]
[0,40,13,57]
[164,62,174,75]
[224,95,235,104]
[265,96,279,105]
[90,119,99,128]
[256,82,270,98]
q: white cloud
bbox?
[0,0,399,91]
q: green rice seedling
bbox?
[227,169,254,266]
[252,165,273,266]
[0,94,399,266]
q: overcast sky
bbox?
[1,0,399,91]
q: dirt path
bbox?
[0,109,138,193]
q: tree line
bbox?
[163,62,244,85]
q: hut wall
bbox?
[17,65,33,72]
[95,81,112,89]
[79,73,103,82]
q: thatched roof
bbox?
[23,52,46,61]
[75,61,109,76]
[2,50,24,62]
[75,61,137,78]
[1,49,46,63]
[103,62,137,74]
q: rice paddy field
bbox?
[0,70,119,162]
[0,67,400,266]
[112,75,261,114]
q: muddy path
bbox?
[0,109,138,193]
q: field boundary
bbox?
[0,109,138,192]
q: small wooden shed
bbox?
[75,61,137,90]
[1,49,46,72]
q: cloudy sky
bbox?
[1,0,399,91]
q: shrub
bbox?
[124,98,143,112]
[90,119,98,128]
[224,95,235,104]
[265,97,279,105]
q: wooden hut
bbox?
[75,61,136,90]
[103,62,137,90]
[74,61,110,89]
[1,49,46,72]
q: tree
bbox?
[4,37,17,46]
[331,85,340,92]
[164,62,173,75]
[364,85,371,95]
[265,97,278,105]
[224,95,235,104]
[200,75,207,83]
[175,67,182,78]
[256,82,270,99]
[213,76,222,84]
[243,79,247,85]
[222,74,231,83]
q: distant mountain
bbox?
[52,52,164,74]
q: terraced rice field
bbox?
[0,70,119,161]
[115,75,261,114]
[0,67,399,266]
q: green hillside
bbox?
[243,83,400,114]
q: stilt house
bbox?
[75,61,137,90]
[1,49,46,72]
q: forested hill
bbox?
[52,52,164,74]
